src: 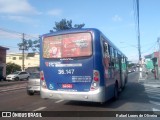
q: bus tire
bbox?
[113,83,119,100]
[123,76,128,89]
[15,77,19,81]
[27,91,34,96]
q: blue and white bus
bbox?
[40,28,128,103]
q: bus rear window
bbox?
[43,33,92,58]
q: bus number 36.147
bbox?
[58,69,74,75]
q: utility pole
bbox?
[136,0,141,61]
[136,0,143,80]
[157,37,160,79]
[22,33,25,71]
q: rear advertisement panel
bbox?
[42,33,93,92]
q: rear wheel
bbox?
[15,77,19,81]
[27,91,34,96]
[26,77,29,80]
[113,83,119,100]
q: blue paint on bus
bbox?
[40,28,128,102]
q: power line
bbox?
[141,42,157,54]
[0,27,39,40]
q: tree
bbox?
[17,39,40,52]
[18,19,85,51]
[50,19,85,32]
[6,62,21,75]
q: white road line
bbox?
[0,87,26,92]
[150,101,160,106]
[152,108,160,111]
[55,100,64,103]
[144,84,160,88]
[148,95,160,100]
[33,107,46,111]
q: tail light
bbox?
[90,70,100,91]
[40,71,47,89]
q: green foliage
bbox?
[50,19,85,32]
[17,19,85,52]
[17,39,40,52]
[6,62,21,75]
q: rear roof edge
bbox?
[41,28,100,37]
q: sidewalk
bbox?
[139,71,160,87]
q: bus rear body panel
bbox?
[42,58,93,92]
[40,28,127,103]
[40,29,106,102]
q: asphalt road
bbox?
[0,72,160,120]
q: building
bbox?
[144,54,154,71]
[144,51,160,79]
[145,51,160,68]
[0,46,9,80]
[6,52,39,71]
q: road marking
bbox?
[144,84,160,88]
[55,100,64,103]
[33,107,46,111]
[148,95,160,100]
[150,101,160,106]
[0,87,27,93]
[152,108,160,111]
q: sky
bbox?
[0,0,160,63]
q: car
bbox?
[6,71,30,81]
[132,69,136,72]
[27,72,40,95]
[128,69,132,73]
[0,75,5,81]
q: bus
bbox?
[40,28,128,103]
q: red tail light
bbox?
[40,71,44,81]
[94,77,99,81]
[40,71,47,89]
[41,76,44,81]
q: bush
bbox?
[6,62,21,75]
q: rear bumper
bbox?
[40,87,105,102]
[6,77,14,81]
[27,86,40,92]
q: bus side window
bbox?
[115,50,118,68]
[124,57,127,70]
[109,46,114,66]
[117,52,122,66]
[122,56,124,69]
[103,42,109,57]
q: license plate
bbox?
[62,84,73,88]
[32,86,39,90]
